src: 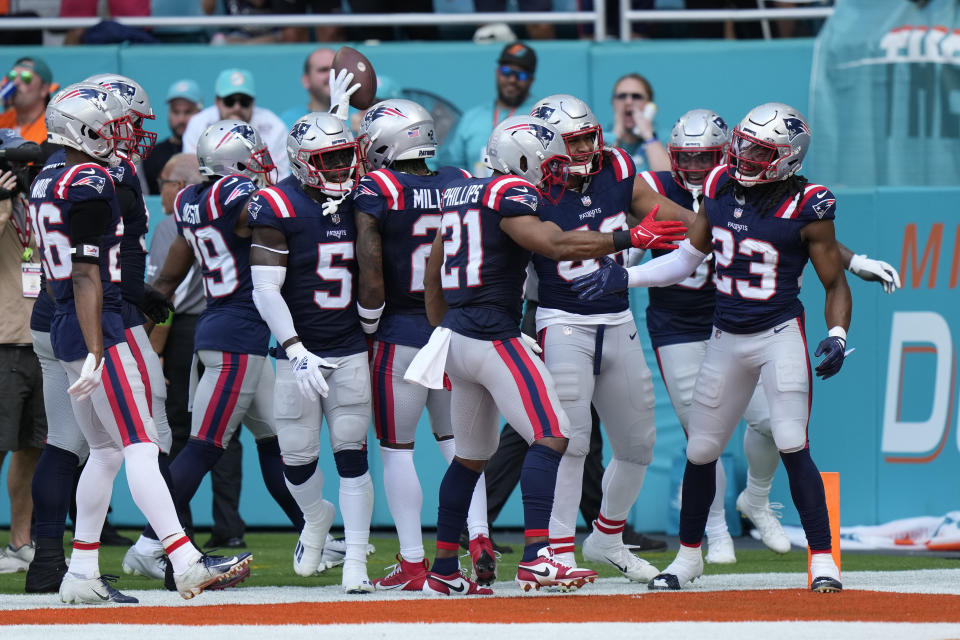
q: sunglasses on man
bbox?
[7,69,37,84]
[498,66,531,82]
[614,92,647,102]
[222,94,253,108]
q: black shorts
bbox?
[0,345,46,452]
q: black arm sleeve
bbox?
[69,199,112,263]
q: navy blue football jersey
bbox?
[353,165,471,348]
[109,158,149,328]
[533,148,634,316]
[174,174,269,355]
[439,174,542,340]
[639,170,716,348]
[248,175,366,358]
[28,162,124,361]
[702,164,838,334]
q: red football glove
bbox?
[629,205,688,250]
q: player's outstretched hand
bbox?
[286,342,338,400]
[138,284,175,325]
[848,254,901,294]
[68,352,104,400]
[328,68,360,120]
[572,256,629,302]
[630,205,687,250]
[814,335,846,380]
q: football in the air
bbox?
[332,46,377,110]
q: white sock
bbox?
[380,447,425,563]
[284,464,333,548]
[123,442,184,541]
[74,447,123,544]
[134,535,163,556]
[68,545,100,579]
[705,460,729,540]
[163,533,202,574]
[744,427,779,506]
[599,458,648,523]
[437,437,488,539]
[340,472,374,563]
[549,453,585,553]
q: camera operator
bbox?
[0,129,45,573]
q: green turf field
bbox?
[0,530,956,594]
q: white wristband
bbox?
[828,326,847,342]
[357,301,385,335]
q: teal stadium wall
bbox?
[3,40,955,532]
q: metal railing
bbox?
[619,4,835,42]
[0,6,838,43]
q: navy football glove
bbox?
[814,335,846,380]
[137,284,175,325]
[571,256,629,302]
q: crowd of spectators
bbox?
[0,0,835,46]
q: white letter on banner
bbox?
[882,311,953,455]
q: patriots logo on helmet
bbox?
[103,81,137,106]
[505,123,555,150]
[530,105,555,120]
[58,87,109,109]
[364,105,407,124]
[231,123,256,141]
[783,117,809,143]
[712,116,728,134]
[812,198,835,218]
[290,121,311,145]
[505,190,538,211]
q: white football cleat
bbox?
[122,545,167,580]
[0,543,33,574]
[515,546,597,592]
[59,572,138,604]
[647,544,703,590]
[810,553,842,593]
[582,531,659,582]
[705,532,737,564]
[174,552,253,599]
[319,534,375,572]
[293,499,336,577]
[736,491,791,554]
[341,558,374,594]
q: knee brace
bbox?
[333,448,368,478]
[283,459,319,486]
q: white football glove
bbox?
[328,68,361,121]
[67,352,104,401]
[520,332,542,355]
[848,254,901,294]
[286,342,338,400]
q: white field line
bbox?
[1,569,959,611]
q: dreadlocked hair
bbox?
[389,158,434,176]
[718,174,809,216]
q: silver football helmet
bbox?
[357,98,438,170]
[45,83,134,167]
[196,119,276,187]
[85,73,156,159]
[287,112,359,196]
[727,102,810,186]
[485,115,570,202]
[529,94,602,176]
[667,108,730,193]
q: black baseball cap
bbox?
[498,42,537,74]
